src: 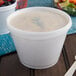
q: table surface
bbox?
[0,34,76,76]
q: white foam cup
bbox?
[7,7,72,69]
[0,2,16,35]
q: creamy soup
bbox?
[9,9,67,32]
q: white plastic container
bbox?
[7,7,72,69]
[0,2,16,35]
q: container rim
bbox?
[7,7,72,37]
[0,1,16,12]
